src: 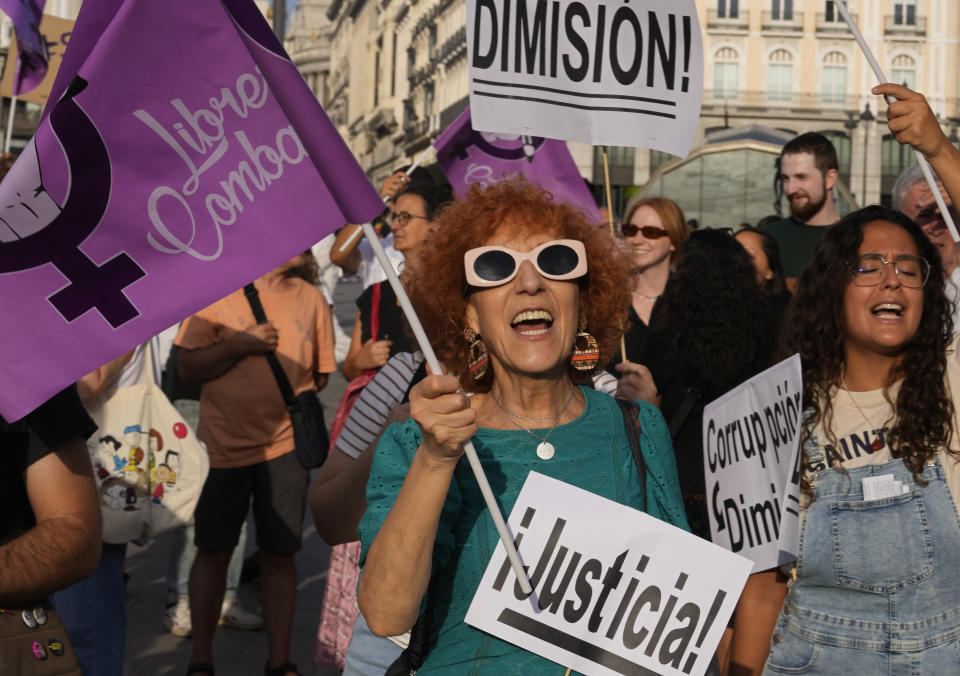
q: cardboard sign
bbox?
[466,0,703,157]
[703,355,803,571]
[0,0,382,421]
[0,14,74,103]
[466,472,751,676]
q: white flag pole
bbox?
[835,0,960,243]
[358,222,534,596]
[4,94,17,155]
[403,144,434,180]
[337,145,437,254]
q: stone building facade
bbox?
[305,0,960,210]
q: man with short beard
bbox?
[763,132,841,290]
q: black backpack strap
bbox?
[243,283,297,407]
[385,576,438,675]
[667,386,702,442]
[401,357,429,405]
[615,398,647,507]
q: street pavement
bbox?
[124,277,362,676]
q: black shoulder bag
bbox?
[615,398,648,504]
[243,284,329,469]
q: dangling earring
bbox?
[570,320,600,372]
[463,327,488,380]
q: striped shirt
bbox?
[335,352,424,459]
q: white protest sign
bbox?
[703,355,803,572]
[466,0,704,157]
[465,472,751,676]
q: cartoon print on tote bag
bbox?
[90,419,195,512]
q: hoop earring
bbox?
[570,323,600,372]
[463,327,488,380]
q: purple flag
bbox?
[0,0,49,94]
[0,0,382,421]
[434,108,601,223]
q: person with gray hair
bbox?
[888,94,960,330]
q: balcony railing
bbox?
[816,12,857,33]
[761,11,802,31]
[706,9,748,31]
[703,90,868,112]
[884,14,926,36]
[404,118,430,144]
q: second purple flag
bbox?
[0,0,49,94]
[434,107,602,224]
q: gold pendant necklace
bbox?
[840,365,884,452]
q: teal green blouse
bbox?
[358,386,689,674]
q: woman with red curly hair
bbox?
[355,181,688,673]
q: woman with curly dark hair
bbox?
[736,226,793,355]
[760,203,960,674]
[621,228,776,531]
[616,228,780,674]
[356,180,689,673]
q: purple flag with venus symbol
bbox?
[0,0,383,420]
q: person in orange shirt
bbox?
[176,252,336,676]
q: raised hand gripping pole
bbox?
[338,146,437,254]
[360,220,534,595]
[835,0,960,243]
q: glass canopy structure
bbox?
[637,125,859,230]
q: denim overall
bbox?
[763,451,960,675]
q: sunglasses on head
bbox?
[620,223,669,239]
[464,239,588,287]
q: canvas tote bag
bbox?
[85,341,209,543]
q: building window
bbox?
[391,33,397,96]
[825,0,846,22]
[593,146,635,188]
[374,38,381,107]
[718,0,739,19]
[772,0,793,21]
[407,46,416,76]
[767,49,794,102]
[820,130,852,185]
[650,150,673,173]
[424,83,435,117]
[713,47,739,100]
[428,25,438,60]
[822,52,847,104]
[882,132,917,188]
[890,54,916,88]
[893,0,916,26]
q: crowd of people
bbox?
[4,83,960,676]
